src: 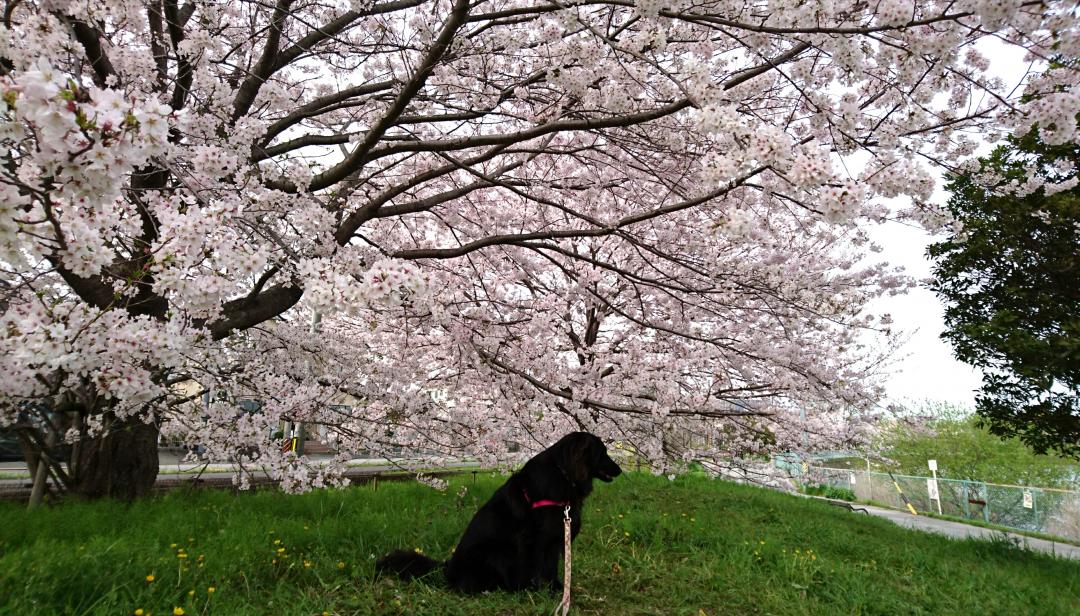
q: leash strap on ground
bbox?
[555,505,571,616]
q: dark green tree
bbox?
[929,131,1079,458]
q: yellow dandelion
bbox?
[208,586,216,593]
[145,575,155,583]
[135,610,144,616]
[413,547,423,554]
[173,608,185,616]
[177,553,188,559]
[759,540,765,545]
[187,590,195,598]
[276,548,285,554]
[169,543,178,549]
[624,531,630,537]
[274,539,282,545]
[337,561,346,569]
[304,560,312,568]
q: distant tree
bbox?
[878,401,1077,488]
[929,131,1080,458]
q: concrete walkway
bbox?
[805,495,1080,560]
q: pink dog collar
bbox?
[522,488,569,509]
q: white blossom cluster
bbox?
[875,0,915,27]
[299,256,436,314]
[0,62,170,275]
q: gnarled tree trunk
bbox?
[70,412,160,501]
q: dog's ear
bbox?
[558,433,592,485]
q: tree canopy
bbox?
[1,0,1079,496]
[930,130,1080,458]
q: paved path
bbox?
[804,495,1080,560]
[0,457,487,499]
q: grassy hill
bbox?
[1,472,1077,615]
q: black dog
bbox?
[376,432,622,593]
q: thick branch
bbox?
[206,283,303,340]
[478,347,773,419]
[231,0,295,120]
[307,0,472,191]
[66,19,117,87]
[390,166,761,260]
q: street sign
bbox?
[927,461,943,514]
[1023,490,1033,509]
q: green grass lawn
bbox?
[1,473,1077,615]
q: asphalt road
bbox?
[805,495,1080,560]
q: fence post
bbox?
[961,480,971,519]
[981,483,990,523]
[1033,489,1039,528]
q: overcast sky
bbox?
[869,39,1031,411]
[868,221,983,410]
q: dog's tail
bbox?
[376,550,443,580]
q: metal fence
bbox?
[801,465,1080,542]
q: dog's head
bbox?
[556,432,623,485]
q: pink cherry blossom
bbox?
[1,0,1077,490]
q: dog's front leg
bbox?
[535,540,563,593]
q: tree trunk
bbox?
[70,414,160,501]
[27,458,49,510]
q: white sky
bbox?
[870,39,1031,410]
[868,221,984,409]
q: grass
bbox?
[1,473,1078,615]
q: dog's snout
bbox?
[597,455,622,482]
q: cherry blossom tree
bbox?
[1,0,1076,498]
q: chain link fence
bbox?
[798,465,1080,542]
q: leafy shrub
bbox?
[803,484,856,501]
